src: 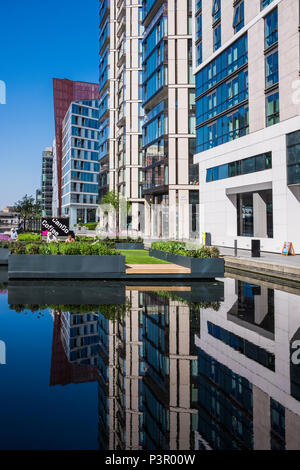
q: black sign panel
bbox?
[41,217,70,237]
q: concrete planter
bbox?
[0,248,10,266]
[149,249,224,278]
[116,243,144,250]
[8,254,126,280]
[0,267,8,284]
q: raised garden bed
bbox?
[8,254,126,280]
[149,249,224,278]
[0,248,10,266]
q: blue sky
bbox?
[0,0,99,208]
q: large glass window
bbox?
[196,104,249,153]
[212,0,221,23]
[196,69,248,124]
[265,50,278,88]
[213,23,221,51]
[287,130,300,185]
[265,8,278,48]
[233,1,244,33]
[266,91,279,127]
[237,193,253,237]
[195,34,248,96]
[206,152,272,182]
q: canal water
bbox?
[0,268,300,450]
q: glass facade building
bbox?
[61,100,100,227]
[52,79,99,216]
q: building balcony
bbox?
[117,15,125,38]
[142,182,168,196]
[143,0,165,28]
[143,86,167,113]
[116,2,125,22]
[117,113,126,127]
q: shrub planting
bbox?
[83,222,98,231]
[9,241,120,256]
[151,241,220,258]
[18,233,41,242]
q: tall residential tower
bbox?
[142,0,199,240]
[41,146,54,217]
[99,0,145,233]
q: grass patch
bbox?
[120,250,171,265]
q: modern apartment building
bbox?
[41,146,54,217]
[52,78,99,216]
[61,99,100,226]
[98,0,145,233]
[52,139,59,217]
[142,0,199,240]
[193,0,300,253]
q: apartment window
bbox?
[213,23,221,51]
[266,91,279,126]
[206,152,272,182]
[196,104,249,152]
[196,0,202,12]
[196,13,202,40]
[287,130,300,185]
[265,50,278,88]
[233,1,244,33]
[196,34,248,95]
[212,0,221,23]
[261,0,275,9]
[189,89,196,110]
[265,8,278,48]
[196,42,203,65]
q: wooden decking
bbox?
[126,264,190,275]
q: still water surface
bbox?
[0,271,300,450]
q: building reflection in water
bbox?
[50,311,98,386]
[47,278,300,450]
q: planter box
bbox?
[149,249,224,278]
[0,267,8,284]
[0,248,10,266]
[116,243,144,250]
[8,254,126,279]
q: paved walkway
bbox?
[219,246,300,269]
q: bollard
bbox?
[251,239,261,258]
[234,239,238,257]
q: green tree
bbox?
[14,195,41,226]
[102,190,130,237]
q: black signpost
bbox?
[41,217,70,238]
